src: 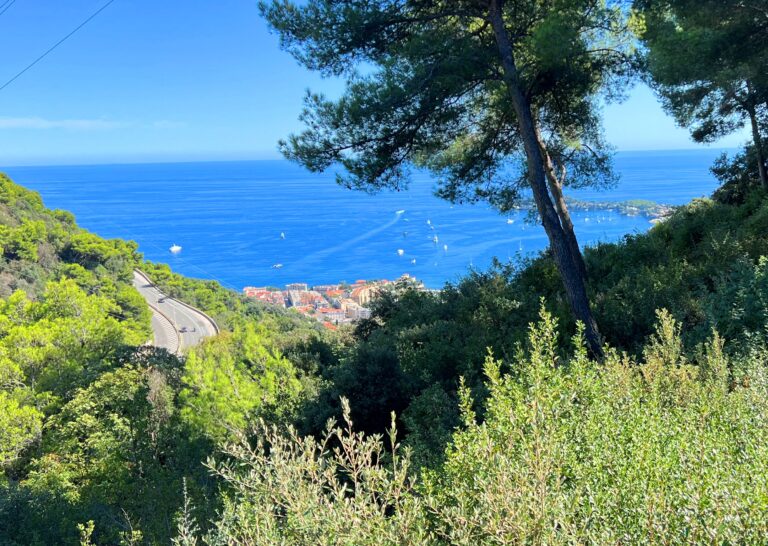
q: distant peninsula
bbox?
[516,197,675,221]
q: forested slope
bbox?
[0,174,340,545]
[4,157,768,544]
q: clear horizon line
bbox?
[0,145,740,170]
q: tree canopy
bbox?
[637,0,768,187]
[261,0,637,356]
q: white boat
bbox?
[280,232,286,239]
[507,218,514,224]
[169,244,182,254]
[411,258,417,264]
[426,219,431,225]
[443,244,448,252]
[433,235,439,244]
[397,249,405,256]
[396,209,406,215]
[272,263,283,269]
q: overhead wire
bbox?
[0,0,117,92]
[0,0,16,17]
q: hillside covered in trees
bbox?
[4,165,768,543]
[0,149,768,544]
[0,175,341,544]
[4,0,768,543]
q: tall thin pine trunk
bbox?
[488,0,603,358]
[745,81,768,189]
[539,141,588,280]
[747,104,768,190]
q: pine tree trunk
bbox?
[746,103,768,190]
[487,0,603,358]
[540,142,589,280]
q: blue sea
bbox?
[4,149,726,290]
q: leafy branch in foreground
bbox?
[204,398,427,545]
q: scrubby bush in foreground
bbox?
[190,308,768,545]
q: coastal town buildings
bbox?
[285,283,309,292]
[242,286,286,307]
[243,275,422,327]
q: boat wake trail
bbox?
[289,213,403,269]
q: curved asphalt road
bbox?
[132,270,219,354]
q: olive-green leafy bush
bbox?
[194,308,768,545]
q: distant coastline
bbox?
[558,197,674,220]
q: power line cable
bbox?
[0,0,15,17]
[0,0,116,92]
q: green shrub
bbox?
[195,309,768,544]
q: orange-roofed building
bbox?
[351,285,380,306]
[317,307,346,322]
[292,305,314,315]
[243,287,285,307]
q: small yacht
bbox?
[272,263,283,269]
[433,235,439,244]
[169,244,182,254]
[507,218,514,224]
[396,209,406,215]
[280,232,286,239]
[411,258,417,264]
[443,244,448,252]
[397,249,405,256]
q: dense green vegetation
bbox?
[4,0,768,543]
[0,175,340,544]
[296,179,768,466]
[189,309,768,544]
[5,149,768,544]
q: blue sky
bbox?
[0,1,749,166]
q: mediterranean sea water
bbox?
[4,149,727,290]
